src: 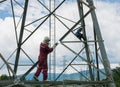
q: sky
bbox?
[0,0,120,76]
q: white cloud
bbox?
[0,18,3,21]
[0,17,16,56]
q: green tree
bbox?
[0,74,9,80]
[112,67,120,87]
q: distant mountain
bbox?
[25,69,106,81]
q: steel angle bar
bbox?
[54,14,82,41]
[55,14,80,24]
[0,49,17,69]
[37,0,50,11]
[77,0,94,80]
[7,67,12,79]
[61,43,107,77]
[54,13,81,39]
[22,0,66,45]
[71,63,89,65]
[55,44,85,81]
[78,54,108,77]
[14,0,29,75]
[0,0,6,3]
[0,53,16,77]
[79,0,91,8]
[87,0,115,86]
[62,40,104,43]
[8,62,33,66]
[14,0,24,8]
[94,27,100,81]
[10,0,19,45]
[20,61,38,80]
[21,48,35,64]
[59,8,94,42]
[70,65,90,81]
[25,14,48,27]
[54,14,70,30]
[24,28,32,33]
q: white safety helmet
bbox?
[43,36,50,43]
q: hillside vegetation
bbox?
[0,67,120,87]
[112,67,120,87]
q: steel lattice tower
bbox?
[0,0,116,87]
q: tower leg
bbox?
[87,0,116,87]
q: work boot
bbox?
[34,76,39,81]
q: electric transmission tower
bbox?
[0,0,116,87]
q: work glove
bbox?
[52,42,58,49]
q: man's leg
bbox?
[43,69,48,81]
[34,60,43,81]
[34,67,42,78]
[81,34,85,41]
[42,61,48,81]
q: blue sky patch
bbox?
[0,10,11,19]
[98,0,120,3]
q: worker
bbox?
[34,36,58,81]
[75,27,85,41]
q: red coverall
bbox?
[34,43,53,80]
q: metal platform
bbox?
[0,80,112,87]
